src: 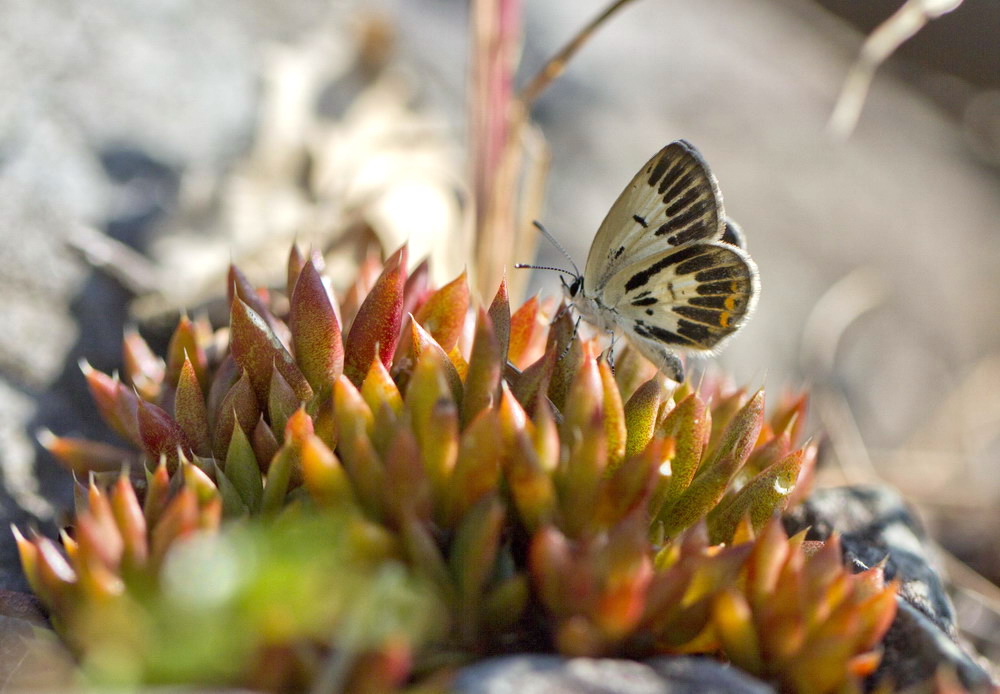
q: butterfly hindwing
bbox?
[584,140,725,292]
[603,241,759,352]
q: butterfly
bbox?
[519,140,759,382]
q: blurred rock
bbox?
[453,655,774,694]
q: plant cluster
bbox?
[19,245,899,693]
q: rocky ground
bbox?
[0,0,997,670]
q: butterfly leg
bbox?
[603,330,618,374]
[556,316,582,363]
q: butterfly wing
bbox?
[601,241,759,353]
[583,140,725,293]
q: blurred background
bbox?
[0,0,997,661]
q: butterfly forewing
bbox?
[603,241,758,351]
[584,140,725,292]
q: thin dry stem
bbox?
[518,0,639,108]
[827,0,965,139]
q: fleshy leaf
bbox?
[657,393,710,510]
[447,409,501,527]
[38,430,134,474]
[413,269,469,353]
[505,426,557,532]
[624,378,665,458]
[150,488,199,567]
[268,365,300,443]
[81,362,140,445]
[286,244,307,300]
[110,475,147,570]
[508,295,539,369]
[344,245,407,385]
[714,589,763,674]
[261,445,294,514]
[252,417,280,471]
[123,328,164,400]
[562,344,602,434]
[598,358,627,470]
[213,370,261,461]
[361,357,403,419]
[707,449,804,545]
[165,315,208,391]
[174,357,211,456]
[462,309,502,428]
[144,459,171,528]
[214,463,249,518]
[658,391,764,540]
[402,257,431,319]
[228,263,290,347]
[137,399,192,471]
[300,434,352,509]
[449,495,504,638]
[224,421,263,513]
[408,321,463,406]
[510,347,555,415]
[488,275,511,364]
[230,296,312,404]
[289,259,344,392]
[558,408,607,539]
[205,355,239,428]
[383,424,432,526]
[545,306,583,411]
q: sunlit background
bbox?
[1,0,998,662]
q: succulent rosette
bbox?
[19,244,898,693]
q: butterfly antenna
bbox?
[512,263,579,278]
[532,221,581,277]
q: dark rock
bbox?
[880,599,996,692]
[453,655,774,694]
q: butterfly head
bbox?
[563,274,583,299]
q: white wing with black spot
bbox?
[602,241,759,353]
[582,140,725,293]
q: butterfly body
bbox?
[560,140,760,382]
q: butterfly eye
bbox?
[568,277,582,298]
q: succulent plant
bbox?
[19,243,901,692]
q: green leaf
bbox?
[656,393,710,511]
[707,449,803,544]
[224,421,263,513]
[214,462,249,518]
[261,445,294,515]
[624,377,665,458]
[449,495,504,635]
[447,409,502,528]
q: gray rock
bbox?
[645,657,776,694]
[453,655,774,694]
[783,485,996,690]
